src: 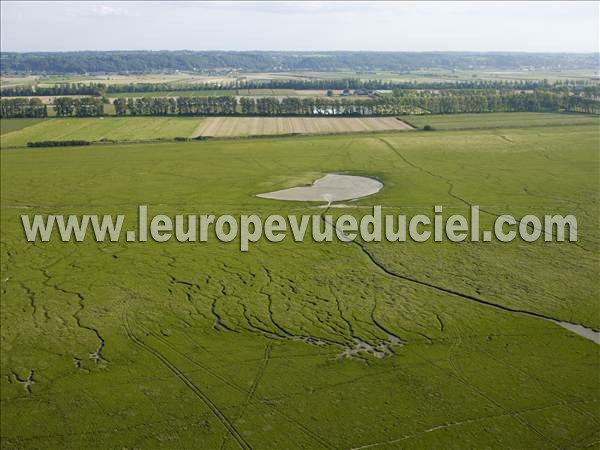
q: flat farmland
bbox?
[0,118,48,135]
[109,90,238,99]
[0,116,201,147]
[192,116,413,137]
[405,112,600,130]
[1,124,598,448]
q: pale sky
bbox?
[1,1,598,53]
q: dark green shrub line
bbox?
[27,140,91,147]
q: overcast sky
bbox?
[1,1,598,53]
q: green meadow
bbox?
[2,112,598,148]
[109,90,239,98]
[0,116,202,146]
[0,118,48,135]
[1,118,599,448]
[404,112,600,130]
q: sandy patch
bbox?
[551,320,600,345]
[257,174,383,202]
[194,117,413,137]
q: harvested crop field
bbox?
[192,116,413,137]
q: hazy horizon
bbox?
[1,1,598,53]
[1,50,598,54]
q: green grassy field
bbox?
[2,113,598,148]
[0,118,48,135]
[295,69,600,83]
[96,89,320,98]
[1,119,598,448]
[0,117,202,146]
[109,90,238,98]
[404,112,600,130]
[4,68,597,90]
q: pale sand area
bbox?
[257,174,383,202]
[192,116,413,137]
[552,320,600,345]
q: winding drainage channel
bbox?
[258,174,600,345]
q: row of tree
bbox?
[565,95,600,114]
[1,97,104,118]
[100,79,600,96]
[52,97,104,117]
[3,92,598,119]
[113,96,237,115]
[110,92,600,116]
[1,83,105,97]
[0,98,47,117]
[105,79,562,93]
[4,78,598,97]
[3,51,597,74]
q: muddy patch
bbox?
[257,174,383,202]
[338,335,404,359]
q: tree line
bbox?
[2,51,597,74]
[53,97,104,117]
[1,97,104,118]
[565,95,600,114]
[111,92,600,116]
[0,98,47,117]
[1,83,105,97]
[3,91,598,119]
[105,79,562,93]
[3,78,598,97]
[113,96,236,115]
